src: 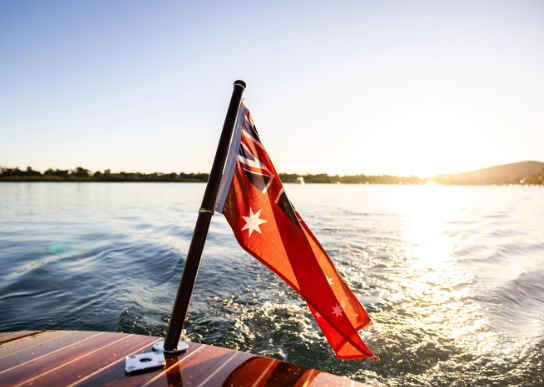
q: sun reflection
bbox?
[377,185,498,364]
[399,185,460,268]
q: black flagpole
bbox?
[160,80,246,354]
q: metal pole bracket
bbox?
[125,351,165,374]
[124,339,188,375]
[152,339,189,356]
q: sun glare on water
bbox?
[372,184,500,362]
[400,183,459,269]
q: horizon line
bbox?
[1,159,543,180]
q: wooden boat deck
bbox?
[0,331,370,386]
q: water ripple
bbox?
[0,183,543,385]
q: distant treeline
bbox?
[525,169,544,185]
[279,173,423,185]
[0,167,208,182]
[1,166,543,185]
[0,166,424,184]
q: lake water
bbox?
[0,183,543,386]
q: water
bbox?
[0,183,543,386]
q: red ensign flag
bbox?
[214,103,374,359]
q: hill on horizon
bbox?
[431,160,544,185]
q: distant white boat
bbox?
[296,176,305,184]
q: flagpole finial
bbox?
[234,80,246,89]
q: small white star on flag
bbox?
[332,304,343,318]
[242,207,267,236]
[314,311,321,319]
[327,277,334,285]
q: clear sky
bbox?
[1,0,543,177]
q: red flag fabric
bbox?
[214,103,374,359]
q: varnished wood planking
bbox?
[141,344,248,387]
[220,357,320,387]
[0,331,98,372]
[0,332,121,386]
[65,336,162,387]
[17,335,160,387]
[186,351,254,387]
[76,341,202,387]
[311,371,372,387]
[0,331,371,386]
[221,357,279,387]
[0,331,42,346]
[158,346,253,387]
[0,331,72,359]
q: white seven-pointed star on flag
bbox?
[242,208,267,236]
[332,304,344,318]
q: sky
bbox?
[0,0,543,178]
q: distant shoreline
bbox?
[0,167,424,185]
[1,180,543,187]
[0,175,421,184]
[1,162,543,185]
[1,177,543,187]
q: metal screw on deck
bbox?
[152,80,246,356]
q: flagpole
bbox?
[159,80,246,354]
